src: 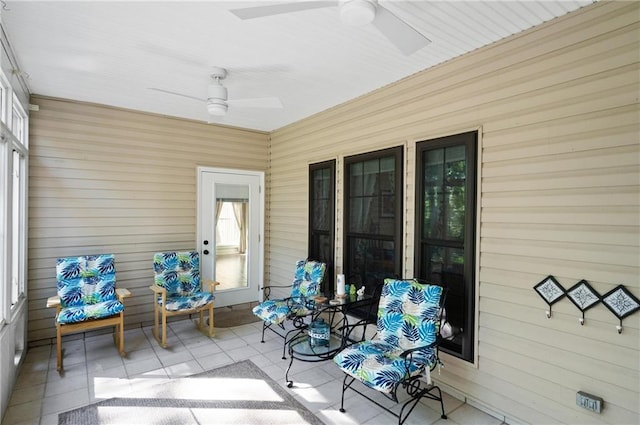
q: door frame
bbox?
[196,166,265,306]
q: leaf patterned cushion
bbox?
[153,251,214,311]
[57,300,125,324]
[55,254,122,324]
[160,292,215,312]
[333,278,443,394]
[153,251,201,297]
[253,259,326,323]
[290,260,326,299]
[252,299,313,325]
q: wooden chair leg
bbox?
[117,313,126,356]
[161,309,168,348]
[208,303,214,337]
[56,324,63,372]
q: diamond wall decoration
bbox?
[533,275,565,318]
[534,275,640,334]
[601,285,640,333]
[566,280,600,325]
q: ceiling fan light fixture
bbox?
[340,0,376,26]
[207,99,228,116]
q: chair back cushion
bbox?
[56,254,117,307]
[153,251,200,297]
[376,278,443,353]
[290,259,326,300]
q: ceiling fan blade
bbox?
[228,97,283,109]
[148,88,205,102]
[230,1,335,20]
[373,6,430,56]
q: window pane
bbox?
[346,237,395,288]
[423,149,444,239]
[312,168,330,231]
[445,145,466,241]
[350,162,363,196]
[344,146,402,313]
[363,159,379,196]
[11,150,24,306]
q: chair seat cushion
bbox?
[333,340,434,394]
[158,291,214,311]
[252,299,312,325]
[57,300,124,324]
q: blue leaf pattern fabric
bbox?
[55,254,123,324]
[153,251,214,311]
[253,260,326,324]
[334,278,443,394]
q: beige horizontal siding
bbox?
[28,96,268,342]
[269,2,639,424]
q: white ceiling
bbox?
[1,0,595,132]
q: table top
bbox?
[313,294,375,312]
[289,334,343,358]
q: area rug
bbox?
[58,359,323,425]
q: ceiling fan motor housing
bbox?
[339,0,377,26]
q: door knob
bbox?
[203,240,209,245]
[203,250,210,255]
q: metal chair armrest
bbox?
[261,284,293,300]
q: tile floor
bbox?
[3,319,506,425]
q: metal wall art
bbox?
[533,276,640,334]
[534,275,565,318]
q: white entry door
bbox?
[197,167,264,307]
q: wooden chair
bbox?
[47,254,131,372]
[150,251,217,348]
[333,278,447,425]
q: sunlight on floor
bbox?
[94,377,284,402]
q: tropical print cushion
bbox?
[252,259,326,323]
[55,254,121,324]
[57,300,124,324]
[333,278,443,394]
[56,254,117,308]
[252,299,313,325]
[333,340,436,394]
[160,292,215,311]
[153,251,201,297]
[290,260,326,300]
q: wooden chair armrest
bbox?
[116,288,132,300]
[202,279,220,293]
[46,295,61,309]
[149,284,166,295]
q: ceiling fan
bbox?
[149,67,283,118]
[229,0,430,56]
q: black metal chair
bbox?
[333,277,447,425]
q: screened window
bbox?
[0,73,8,124]
[308,160,335,296]
[11,149,26,307]
[344,146,403,317]
[11,94,27,146]
[0,70,28,324]
[415,131,477,361]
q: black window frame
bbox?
[308,159,336,297]
[343,146,403,320]
[415,131,477,362]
